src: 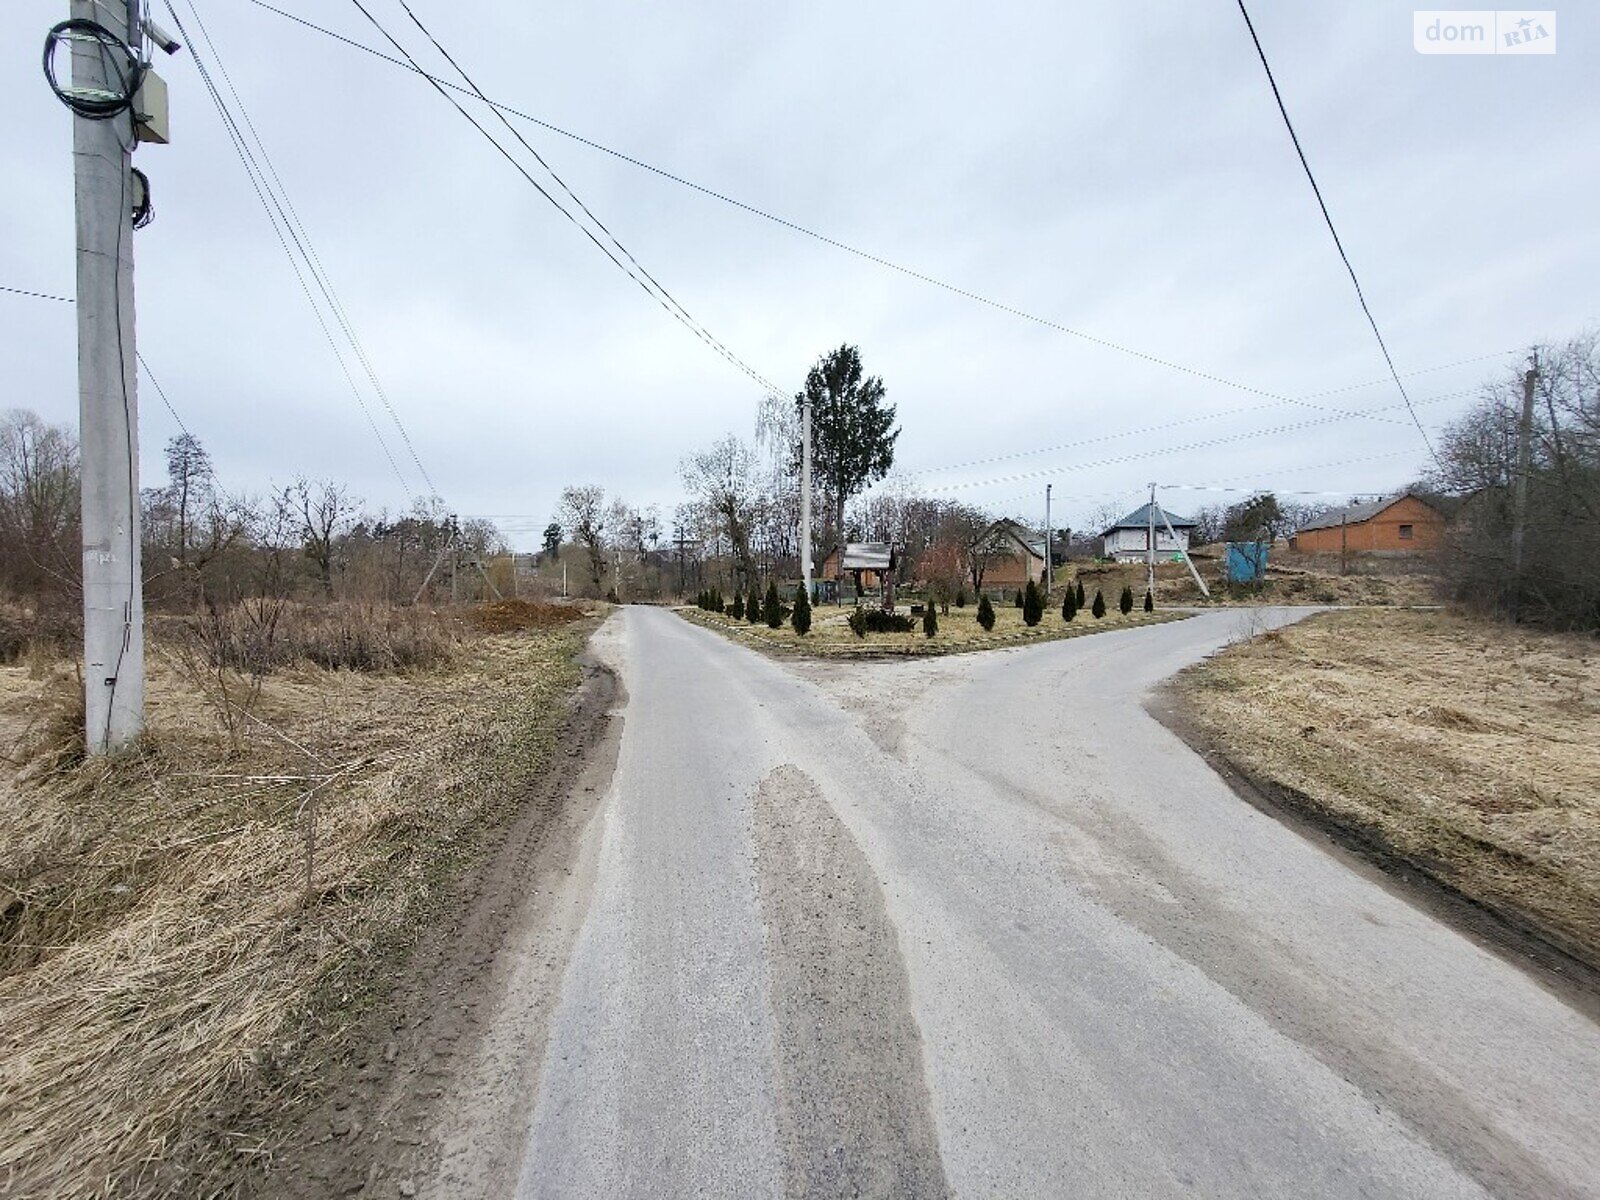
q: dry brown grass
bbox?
[0,614,593,1198]
[1175,609,1600,965]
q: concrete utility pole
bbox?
[1510,349,1539,601]
[72,0,144,753]
[800,396,813,601]
[1146,482,1157,599]
[1044,484,1053,597]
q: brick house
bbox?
[1289,492,1445,554]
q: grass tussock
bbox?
[175,600,465,675]
[0,613,593,1198]
[1175,608,1600,965]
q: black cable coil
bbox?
[43,18,145,120]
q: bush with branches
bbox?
[977,594,996,631]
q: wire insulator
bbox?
[43,19,145,120]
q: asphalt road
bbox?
[481,605,1600,1199]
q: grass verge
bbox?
[1169,608,1600,974]
[677,602,1187,657]
[0,604,595,1199]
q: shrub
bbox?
[863,609,915,633]
[848,606,867,638]
[1022,579,1043,627]
[1014,590,1024,608]
[713,588,724,613]
[923,602,937,638]
[1092,589,1107,619]
[747,591,762,624]
[1119,585,1134,615]
[1075,579,1086,608]
[791,586,811,635]
[1144,589,1154,612]
[731,591,745,621]
[763,580,782,628]
[1062,590,1077,622]
[606,586,621,605]
[955,589,967,608]
[977,595,996,631]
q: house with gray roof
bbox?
[1100,503,1197,563]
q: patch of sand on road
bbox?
[752,765,950,1199]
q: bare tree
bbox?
[0,409,80,599]
[292,478,360,597]
[558,484,608,595]
[680,435,759,589]
[1428,331,1600,628]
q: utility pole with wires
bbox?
[46,3,177,753]
[801,396,813,602]
[1044,484,1053,596]
[1146,482,1157,598]
[1510,349,1539,607]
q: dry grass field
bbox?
[679,598,1185,656]
[0,601,594,1199]
[1174,609,1600,969]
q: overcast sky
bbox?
[3,2,1594,545]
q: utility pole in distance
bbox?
[1044,484,1052,596]
[800,396,813,601]
[1510,348,1539,613]
[57,1,163,752]
[1146,482,1157,599]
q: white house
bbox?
[1100,503,1197,563]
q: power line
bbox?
[248,0,1462,422]
[1234,0,1439,464]
[176,0,440,498]
[915,391,1460,495]
[166,1,417,501]
[343,0,784,400]
[1,284,74,302]
[912,381,1479,477]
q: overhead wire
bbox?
[1234,0,1439,464]
[342,0,785,400]
[176,0,441,497]
[249,0,1504,428]
[165,0,417,501]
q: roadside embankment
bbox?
[0,600,599,1199]
[1166,608,1600,982]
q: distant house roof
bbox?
[981,519,1044,560]
[1102,503,1196,536]
[1295,491,1440,533]
[839,542,894,571]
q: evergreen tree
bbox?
[1144,589,1154,613]
[977,594,996,631]
[1075,578,1086,608]
[764,580,782,628]
[923,601,938,638]
[1092,589,1107,618]
[1014,589,1024,608]
[1062,590,1077,622]
[1119,584,1134,615]
[731,591,745,620]
[1022,579,1043,627]
[748,589,762,624]
[955,588,967,608]
[792,585,812,635]
[848,605,867,638]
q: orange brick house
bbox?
[1289,492,1446,554]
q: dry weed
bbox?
[0,619,590,1198]
[1176,609,1600,963]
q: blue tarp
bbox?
[1224,542,1269,583]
